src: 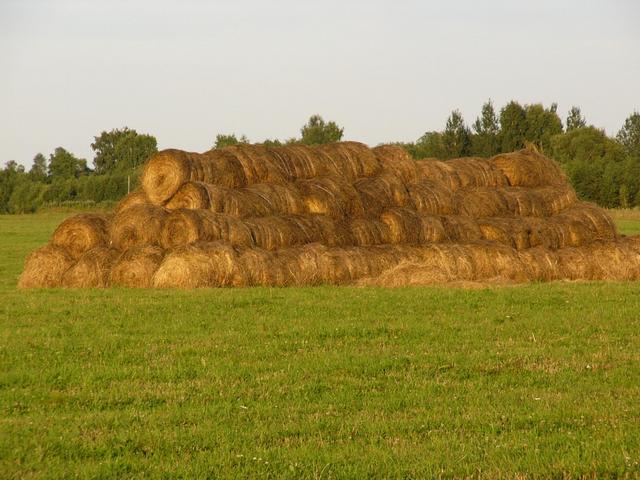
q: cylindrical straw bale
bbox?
[141,149,247,204]
[152,241,244,288]
[17,244,75,288]
[109,245,165,288]
[297,176,365,218]
[160,209,253,249]
[490,149,567,187]
[61,246,120,288]
[51,213,111,260]
[373,145,420,184]
[109,203,168,251]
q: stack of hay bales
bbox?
[18,142,640,288]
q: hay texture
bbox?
[19,142,640,288]
[51,213,111,259]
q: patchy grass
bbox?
[607,209,640,236]
[0,212,639,478]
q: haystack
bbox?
[18,141,640,288]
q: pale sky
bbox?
[1,0,639,169]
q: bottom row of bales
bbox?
[18,237,640,289]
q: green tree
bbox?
[412,132,446,159]
[566,106,586,132]
[48,147,87,180]
[471,100,500,157]
[0,161,26,213]
[617,111,640,159]
[28,153,48,182]
[499,101,528,152]
[551,126,631,207]
[214,134,249,149]
[91,127,158,174]
[300,115,344,145]
[524,103,563,153]
[441,110,471,159]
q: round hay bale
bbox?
[61,246,120,288]
[152,241,243,288]
[160,209,253,249]
[372,145,419,184]
[114,190,149,214]
[165,181,212,210]
[319,142,381,180]
[380,208,422,244]
[446,157,509,188]
[223,144,287,184]
[415,159,462,190]
[141,149,247,204]
[246,183,306,215]
[349,218,392,246]
[296,176,365,218]
[269,145,337,179]
[518,247,562,282]
[407,181,454,214]
[109,203,168,251]
[244,216,314,250]
[490,149,567,187]
[453,188,510,217]
[109,245,165,288]
[311,215,354,246]
[355,174,414,215]
[51,213,111,260]
[440,216,483,242]
[17,244,75,288]
[476,217,534,250]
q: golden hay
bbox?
[109,245,165,288]
[141,149,248,204]
[453,186,577,217]
[244,215,352,250]
[61,246,120,288]
[269,145,337,179]
[165,181,212,210]
[445,157,509,188]
[17,244,75,288]
[166,181,306,217]
[354,174,413,214]
[160,209,253,249]
[114,190,149,214]
[380,208,447,244]
[109,203,168,251]
[349,218,392,246]
[222,144,287,184]
[318,142,381,179]
[415,159,463,190]
[152,242,242,288]
[372,145,419,184]
[296,176,365,218]
[491,149,567,187]
[51,213,111,260]
[407,181,454,214]
[20,142,640,288]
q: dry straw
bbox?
[109,203,168,251]
[110,245,165,288]
[51,213,111,259]
[62,246,120,288]
[18,244,75,288]
[19,141,640,288]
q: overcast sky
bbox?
[1,0,639,168]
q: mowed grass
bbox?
[0,213,639,478]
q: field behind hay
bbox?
[1,212,639,478]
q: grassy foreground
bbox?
[1,213,639,478]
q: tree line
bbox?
[1,106,639,213]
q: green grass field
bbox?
[1,212,639,478]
